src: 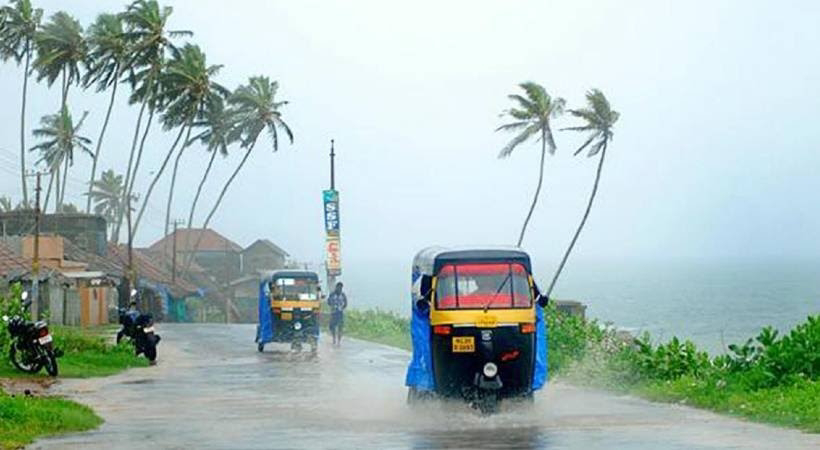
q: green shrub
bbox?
[0,284,28,357]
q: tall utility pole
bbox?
[330,139,336,190]
[324,139,341,292]
[31,172,41,319]
[170,219,185,284]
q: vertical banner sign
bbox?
[323,190,341,276]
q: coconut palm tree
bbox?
[0,0,43,206]
[83,13,129,213]
[183,76,292,274]
[30,107,93,212]
[545,89,619,299]
[87,169,132,235]
[186,96,238,228]
[117,0,190,241]
[132,43,227,237]
[497,81,565,247]
[33,11,87,110]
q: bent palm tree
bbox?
[0,0,43,205]
[186,96,237,228]
[183,76,292,275]
[30,107,94,212]
[497,81,565,247]
[116,0,191,242]
[545,89,619,298]
[84,13,129,213]
[132,43,227,237]
[33,11,87,110]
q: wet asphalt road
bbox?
[32,324,819,449]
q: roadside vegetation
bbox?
[0,392,102,449]
[344,309,411,351]
[344,307,819,432]
[1,286,148,379]
[0,288,144,447]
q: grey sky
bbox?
[1,0,818,276]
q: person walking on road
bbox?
[327,282,348,347]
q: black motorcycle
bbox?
[117,308,160,362]
[2,292,61,376]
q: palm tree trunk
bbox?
[132,124,188,237]
[113,101,147,243]
[187,148,218,228]
[164,125,193,236]
[59,158,69,211]
[60,68,69,112]
[545,144,607,298]
[128,108,155,197]
[517,131,547,247]
[182,143,256,276]
[19,40,31,205]
[42,172,55,212]
[86,73,119,213]
[54,165,62,213]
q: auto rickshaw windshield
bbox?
[272,278,319,301]
[435,262,531,310]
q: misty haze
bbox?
[0,1,817,449]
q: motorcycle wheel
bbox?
[10,343,42,373]
[43,349,59,377]
[144,343,157,362]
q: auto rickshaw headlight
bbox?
[293,321,302,331]
[483,362,498,378]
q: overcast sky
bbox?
[1,0,818,279]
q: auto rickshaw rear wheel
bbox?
[475,393,500,415]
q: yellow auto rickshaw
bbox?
[256,270,321,353]
[405,247,548,414]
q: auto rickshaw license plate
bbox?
[452,336,475,353]
[281,312,293,321]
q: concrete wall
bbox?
[0,212,107,255]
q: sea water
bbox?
[341,259,819,354]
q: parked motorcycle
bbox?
[116,290,160,363]
[2,292,61,376]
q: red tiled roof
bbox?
[0,241,28,277]
[148,229,242,254]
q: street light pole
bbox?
[330,139,335,191]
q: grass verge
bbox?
[0,326,148,379]
[344,309,412,351]
[0,391,102,449]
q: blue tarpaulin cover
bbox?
[533,305,548,390]
[256,281,273,343]
[405,303,435,390]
